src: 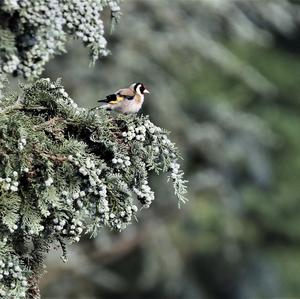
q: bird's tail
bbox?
[90,103,111,111]
[90,106,100,111]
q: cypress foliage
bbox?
[0,78,187,298]
[0,1,187,298]
[0,0,121,78]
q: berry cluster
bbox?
[17,137,27,151]
[0,0,121,78]
[112,155,132,168]
[53,217,83,243]
[133,180,155,208]
[0,245,28,298]
[0,172,19,193]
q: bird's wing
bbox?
[117,88,135,98]
[98,88,135,104]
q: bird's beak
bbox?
[144,89,150,94]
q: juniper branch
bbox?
[0,78,187,299]
[0,0,122,78]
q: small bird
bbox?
[97,83,150,114]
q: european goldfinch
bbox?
[97,83,150,114]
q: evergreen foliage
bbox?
[0,78,187,299]
[0,0,121,78]
[0,1,187,297]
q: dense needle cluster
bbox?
[0,0,121,78]
[0,78,187,298]
[0,239,28,299]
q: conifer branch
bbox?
[0,0,122,78]
[0,78,187,299]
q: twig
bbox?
[33,116,63,130]
[41,152,67,163]
[0,96,24,114]
[0,96,48,114]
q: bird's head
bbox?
[130,82,150,96]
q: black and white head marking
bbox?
[133,82,148,95]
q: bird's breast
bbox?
[119,96,144,113]
[135,94,144,104]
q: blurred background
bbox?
[38,0,300,298]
